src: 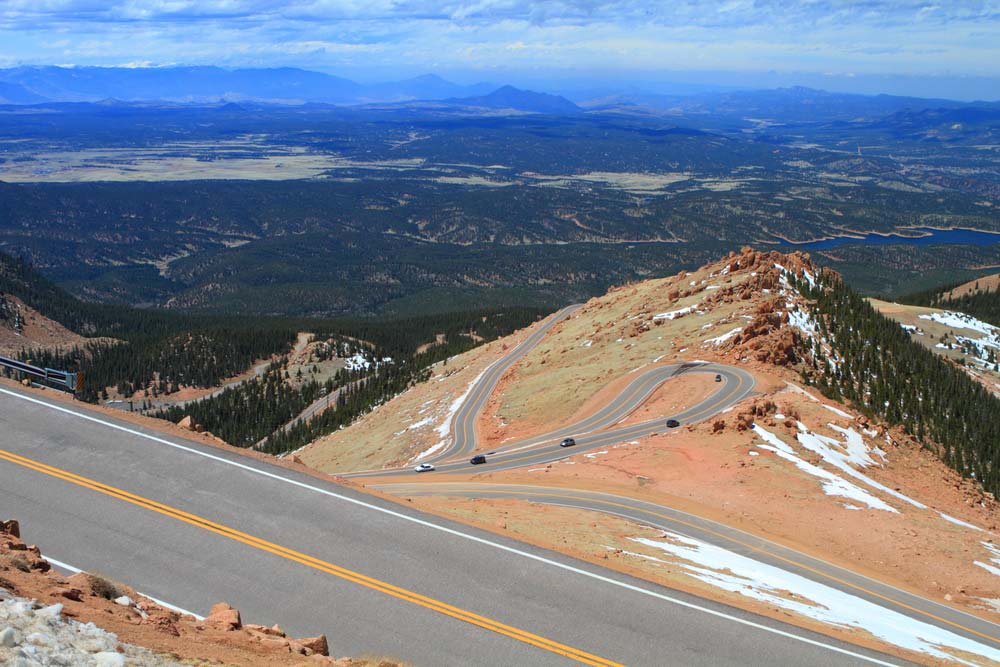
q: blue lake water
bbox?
[777,227,1000,250]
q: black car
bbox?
[715,374,722,382]
[470,454,487,465]
[559,437,576,447]
[666,419,680,428]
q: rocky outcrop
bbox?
[0,519,400,667]
[0,594,182,667]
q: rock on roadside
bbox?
[0,594,183,666]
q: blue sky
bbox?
[3,1,999,99]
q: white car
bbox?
[414,463,435,472]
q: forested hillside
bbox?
[799,272,1000,496]
[2,248,546,451]
[901,277,1000,327]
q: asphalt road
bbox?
[424,304,581,464]
[0,383,911,666]
[347,362,754,477]
[377,482,1000,655]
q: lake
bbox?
[777,227,1000,250]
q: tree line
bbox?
[797,271,1000,497]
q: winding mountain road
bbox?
[0,306,997,665]
[0,383,911,666]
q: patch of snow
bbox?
[406,416,435,431]
[434,365,492,441]
[822,404,853,419]
[703,327,742,346]
[799,424,925,509]
[653,304,698,320]
[706,285,720,290]
[783,382,820,402]
[412,439,446,462]
[581,339,593,348]
[843,504,864,511]
[939,513,984,532]
[975,542,1000,578]
[920,311,1000,337]
[787,306,818,336]
[344,353,371,371]
[584,450,609,459]
[632,534,1000,666]
[748,451,759,457]
[752,425,897,512]
[774,413,786,419]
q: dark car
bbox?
[470,454,487,465]
[715,374,722,382]
[666,419,681,428]
[559,437,576,447]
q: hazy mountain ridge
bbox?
[0,65,497,106]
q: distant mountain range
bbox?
[2,65,998,122]
[0,66,581,111]
[584,85,1000,123]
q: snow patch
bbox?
[344,353,371,371]
[975,542,1000,578]
[939,513,984,532]
[752,425,897,512]
[653,304,698,320]
[630,533,1000,666]
[822,404,852,419]
[703,327,742,346]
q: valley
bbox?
[2,67,1000,667]
[1,94,998,313]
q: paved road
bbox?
[376,482,1000,656]
[423,304,581,464]
[0,383,909,666]
[346,362,754,477]
[337,300,1000,664]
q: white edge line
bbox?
[428,481,1000,632]
[42,554,205,620]
[3,386,897,665]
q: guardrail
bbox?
[0,355,82,394]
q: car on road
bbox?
[470,454,487,465]
[559,437,576,447]
[715,374,722,382]
[414,463,435,472]
[665,419,680,428]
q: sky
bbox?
[2,1,999,99]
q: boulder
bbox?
[298,634,330,656]
[206,602,241,631]
[1,519,20,538]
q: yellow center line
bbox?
[0,448,623,667]
[418,483,1000,648]
[468,370,745,469]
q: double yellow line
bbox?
[465,369,746,470]
[432,484,1000,648]
[0,448,622,667]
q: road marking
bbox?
[0,387,899,664]
[405,483,1000,645]
[0,447,619,667]
[43,555,205,620]
[452,369,749,471]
